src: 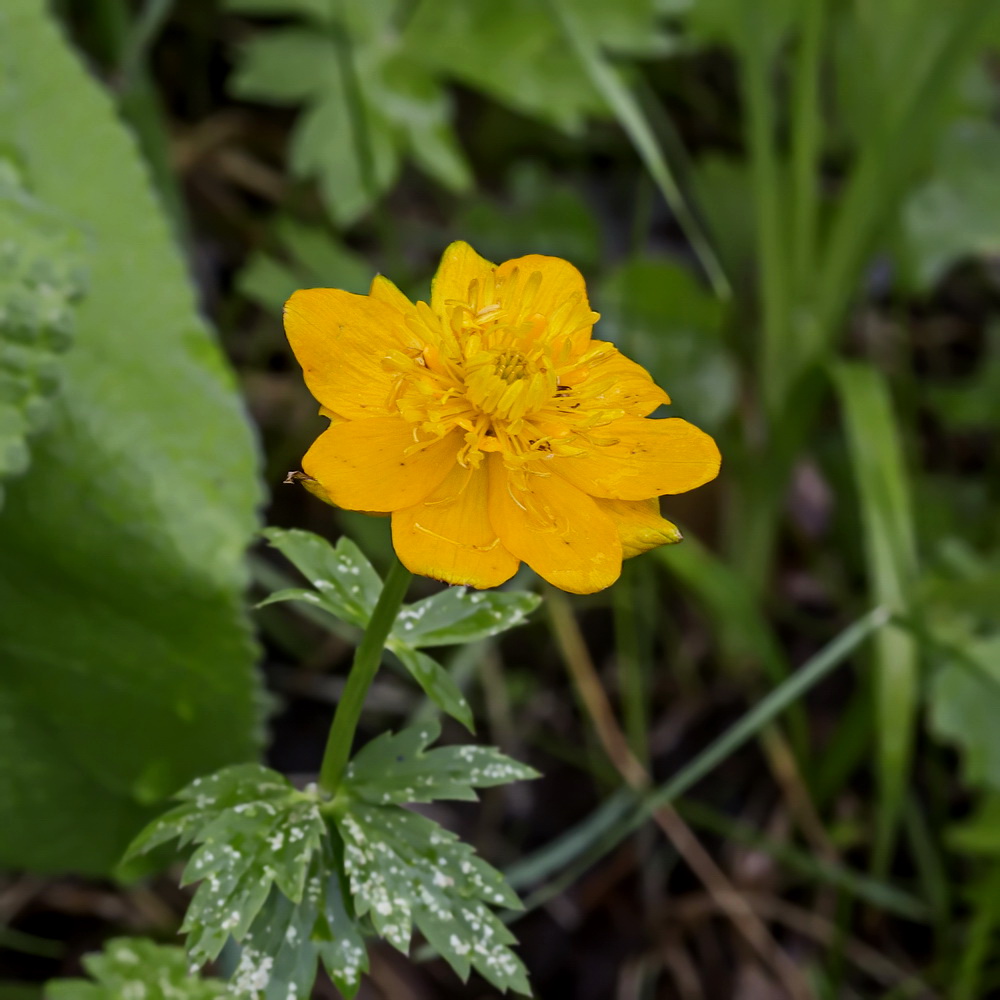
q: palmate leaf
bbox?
[129,725,536,997]
[235,859,368,1000]
[390,587,541,648]
[226,0,471,225]
[46,939,227,1000]
[344,721,539,806]
[127,766,325,966]
[403,0,673,133]
[261,528,540,729]
[336,805,529,993]
[127,765,370,1000]
[260,528,381,628]
[389,646,475,732]
[335,722,537,995]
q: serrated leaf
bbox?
[391,587,540,648]
[902,119,1000,289]
[0,0,262,875]
[404,0,671,134]
[45,938,227,1000]
[311,868,369,999]
[290,83,400,226]
[261,531,539,730]
[229,28,334,104]
[261,528,381,627]
[343,722,539,806]
[227,0,472,224]
[225,0,332,20]
[389,647,475,732]
[131,770,372,1000]
[128,765,325,966]
[929,632,1000,791]
[335,802,530,994]
[0,160,84,508]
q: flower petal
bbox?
[495,254,597,353]
[284,288,413,419]
[303,418,460,512]
[392,463,519,588]
[487,455,622,594]
[584,341,670,415]
[552,416,721,501]
[594,497,682,558]
[430,241,496,315]
[369,273,415,314]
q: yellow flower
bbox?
[284,242,720,594]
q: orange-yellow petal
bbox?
[594,497,682,558]
[392,462,519,588]
[318,404,346,423]
[303,418,460,512]
[486,455,622,594]
[284,288,415,419]
[495,254,597,354]
[369,273,416,314]
[584,341,670,416]
[430,241,496,316]
[552,415,721,501]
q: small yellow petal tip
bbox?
[284,470,336,507]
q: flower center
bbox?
[462,346,555,423]
[493,348,529,383]
[383,273,619,475]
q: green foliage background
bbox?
[0,0,998,996]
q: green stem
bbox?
[318,556,413,794]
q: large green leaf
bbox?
[0,2,262,874]
[0,160,84,509]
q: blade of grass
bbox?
[537,601,885,873]
[677,800,930,923]
[813,683,872,809]
[816,0,997,344]
[833,362,918,875]
[119,0,175,92]
[954,863,1000,1000]
[639,607,888,824]
[738,8,790,415]
[547,589,814,1000]
[545,0,730,300]
[509,610,896,918]
[903,794,951,937]
[614,560,652,764]
[505,788,635,890]
[789,0,825,298]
